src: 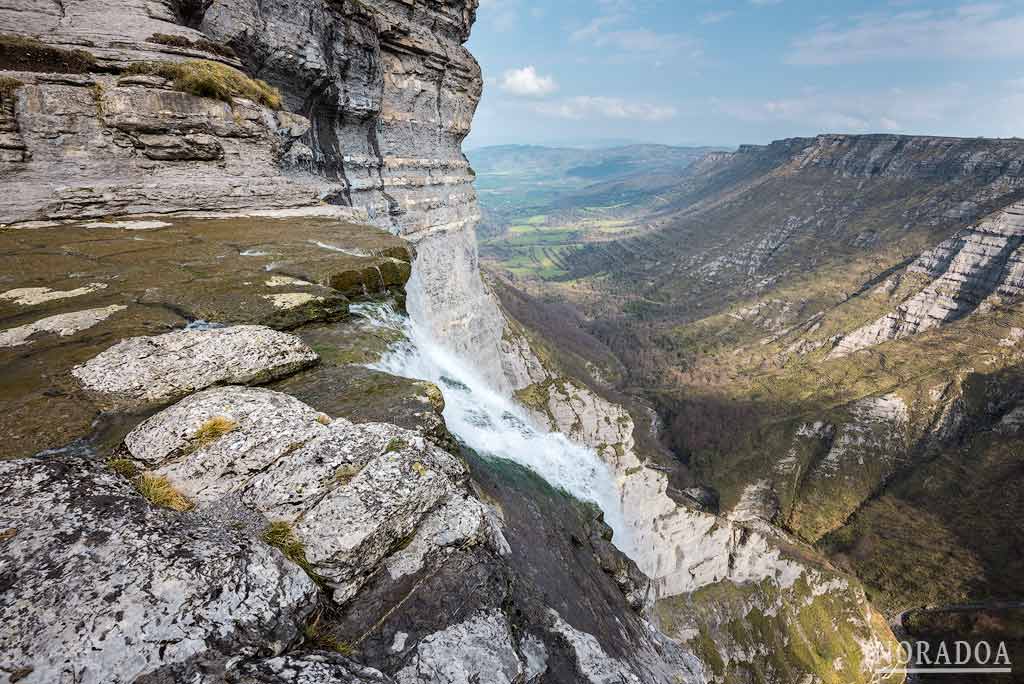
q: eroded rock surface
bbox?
[833,201,1024,356]
[228,652,391,684]
[123,386,472,601]
[0,214,411,458]
[0,456,318,684]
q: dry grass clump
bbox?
[0,34,96,73]
[136,473,193,511]
[108,457,192,512]
[107,457,139,479]
[124,59,282,109]
[148,33,237,59]
[304,614,357,656]
[262,520,322,581]
[194,415,238,446]
[0,76,23,97]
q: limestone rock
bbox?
[833,201,1024,356]
[228,652,391,684]
[123,386,468,601]
[0,456,318,684]
[393,610,524,684]
[0,304,126,347]
[72,325,318,408]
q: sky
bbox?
[465,0,1024,149]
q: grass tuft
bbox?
[304,616,358,656]
[194,415,238,447]
[108,457,139,480]
[124,59,282,109]
[0,76,23,97]
[384,437,408,453]
[0,34,95,73]
[136,473,192,511]
[262,520,323,582]
[334,463,361,486]
[148,33,237,59]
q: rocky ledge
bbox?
[1,212,705,684]
[0,213,412,458]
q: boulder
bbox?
[0,456,318,684]
[72,325,319,408]
[393,610,524,684]
[123,386,470,601]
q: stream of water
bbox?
[352,298,630,552]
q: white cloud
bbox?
[500,66,558,97]
[789,4,1024,65]
[534,96,677,121]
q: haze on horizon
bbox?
[466,0,1024,149]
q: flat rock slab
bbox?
[0,456,318,684]
[124,386,468,602]
[73,325,319,409]
[0,214,411,458]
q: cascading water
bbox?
[353,273,631,554]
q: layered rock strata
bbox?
[0,0,511,390]
[832,200,1024,356]
[513,359,903,682]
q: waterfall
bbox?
[353,268,631,553]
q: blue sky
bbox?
[465,0,1024,148]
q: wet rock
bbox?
[123,386,468,602]
[0,304,126,347]
[0,456,318,684]
[73,325,318,408]
[0,214,409,459]
[274,365,451,447]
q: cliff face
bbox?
[1,0,511,388]
[0,4,716,683]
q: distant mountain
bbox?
[468,144,723,241]
[468,143,721,182]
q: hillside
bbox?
[487,134,1024,627]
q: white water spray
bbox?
[353,288,631,553]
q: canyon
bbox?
[0,2,944,684]
[480,133,1024,679]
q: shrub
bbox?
[0,34,95,73]
[124,59,282,109]
[148,33,237,59]
[136,473,192,511]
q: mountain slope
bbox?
[484,133,1024,621]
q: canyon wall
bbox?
[0,0,512,388]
